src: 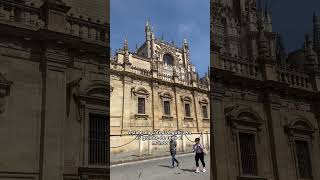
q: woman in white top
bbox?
[192,138,206,173]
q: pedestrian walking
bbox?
[193,137,206,173]
[169,135,180,168]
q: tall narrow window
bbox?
[185,103,191,117]
[138,97,145,114]
[89,113,107,165]
[295,140,312,178]
[239,133,257,175]
[202,105,208,118]
[163,100,170,116]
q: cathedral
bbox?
[211,0,320,179]
[110,21,210,157]
[0,0,109,179]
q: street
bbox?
[110,153,210,180]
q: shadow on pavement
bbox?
[179,168,195,172]
[158,165,173,169]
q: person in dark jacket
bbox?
[169,135,179,168]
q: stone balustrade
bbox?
[110,61,124,71]
[215,55,315,91]
[0,1,43,29]
[276,68,313,90]
[0,1,108,44]
[158,73,174,82]
[66,15,108,43]
[198,83,209,90]
[178,77,191,86]
[131,66,151,77]
[219,56,262,79]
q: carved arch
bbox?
[199,98,209,105]
[285,117,316,138]
[159,91,173,99]
[225,105,264,132]
[84,85,108,98]
[132,86,150,98]
[181,95,192,102]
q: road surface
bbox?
[111,153,210,180]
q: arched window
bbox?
[285,119,315,179]
[225,106,264,177]
[163,53,174,66]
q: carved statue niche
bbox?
[0,73,12,114]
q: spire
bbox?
[313,12,320,53]
[145,19,151,32]
[257,14,269,59]
[184,38,188,44]
[275,34,287,65]
[264,0,270,16]
[145,19,152,58]
[257,0,264,32]
[123,36,130,64]
[183,38,189,48]
[305,33,318,69]
[123,36,128,52]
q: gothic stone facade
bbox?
[211,0,320,180]
[0,0,109,180]
[110,21,210,157]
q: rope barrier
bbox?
[184,134,201,142]
[111,133,209,148]
[110,135,140,148]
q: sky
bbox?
[270,0,320,53]
[110,0,210,77]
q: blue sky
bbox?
[110,0,210,76]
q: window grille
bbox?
[295,140,312,178]
[239,133,257,175]
[202,105,208,118]
[138,97,145,114]
[89,113,108,165]
[185,103,191,117]
[164,100,170,115]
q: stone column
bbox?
[192,90,200,132]
[182,134,186,152]
[210,83,227,180]
[148,139,153,155]
[151,82,159,130]
[121,76,132,132]
[263,92,290,180]
[41,61,67,180]
[139,136,144,156]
